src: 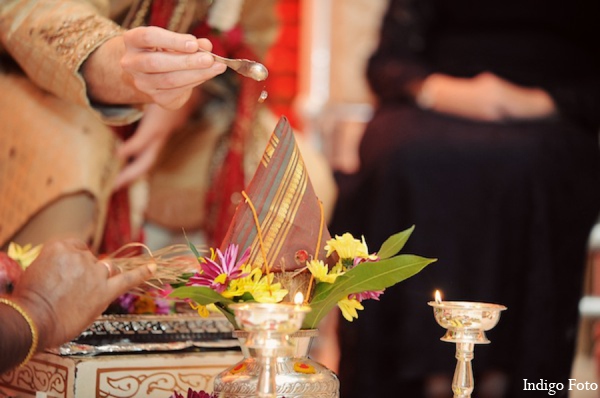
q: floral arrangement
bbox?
[168,225,435,330]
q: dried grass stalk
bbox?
[275,269,314,303]
[106,242,206,294]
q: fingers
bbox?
[122,28,217,75]
[197,38,213,52]
[112,140,163,191]
[106,263,157,296]
[120,27,227,110]
[130,64,226,93]
[124,51,216,74]
[115,119,166,160]
[98,260,122,278]
[123,26,199,53]
[99,260,112,277]
[124,65,225,110]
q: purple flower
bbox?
[187,244,250,293]
[116,293,137,313]
[171,388,217,398]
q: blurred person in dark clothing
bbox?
[331,0,600,397]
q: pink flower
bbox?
[187,244,250,293]
[350,290,385,302]
[0,252,23,294]
[352,253,379,268]
[348,255,384,302]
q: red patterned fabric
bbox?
[220,117,330,272]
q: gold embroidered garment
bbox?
[0,0,140,247]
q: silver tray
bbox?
[53,313,239,356]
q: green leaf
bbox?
[377,226,415,260]
[169,286,240,328]
[302,254,436,329]
[169,285,234,306]
[213,302,238,328]
[169,272,195,288]
[182,229,201,259]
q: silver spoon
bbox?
[199,48,269,82]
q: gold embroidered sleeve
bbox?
[0,0,141,125]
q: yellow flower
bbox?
[337,296,364,321]
[250,271,288,303]
[325,233,369,260]
[7,242,42,269]
[223,265,258,298]
[189,301,210,317]
[307,259,340,284]
[133,296,157,314]
[226,265,288,303]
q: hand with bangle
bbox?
[0,239,156,374]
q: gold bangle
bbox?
[0,298,38,367]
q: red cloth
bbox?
[100,125,144,255]
[150,0,177,28]
[220,117,331,272]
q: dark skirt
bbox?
[330,105,600,397]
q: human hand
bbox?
[120,27,227,109]
[83,26,227,110]
[112,102,194,191]
[417,72,557,122]
[9,239,156,350]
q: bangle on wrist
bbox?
[0,298,38,367]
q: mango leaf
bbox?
[377,225,415,260]
[187,243,201,260]
[169,272,195,289]
[169,285,234,306]
[212,302,238,328]
[169,286,238,326]
[302,254,436,329]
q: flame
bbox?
[435,290,442,304]
[294,292,304,305]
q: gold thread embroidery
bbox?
[37,15,122,71]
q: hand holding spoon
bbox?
[199,48,269,82]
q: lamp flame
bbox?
[294,292,304,305]
[435,290,442,304]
